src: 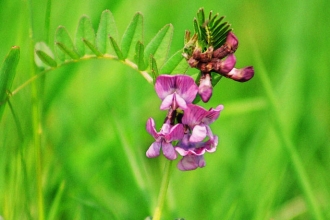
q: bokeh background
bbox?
[1,0,329,219]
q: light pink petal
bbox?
[146,118,159,139]
[175,147,190,156]
[146,142,161,158]
[197,156,206,168]
[174,93,188,110]
[226,66,254,82]
[162,143,177,160]
[155,75,176,99]
[160,94,174,110]
[175,75,198,103]
[190,125,207,142]
[166,123,184,142]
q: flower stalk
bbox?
[152,160,173,220]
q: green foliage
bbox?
[193,8,232,50]
[0,46,20,120]
[35,9,187,82]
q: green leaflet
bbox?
[0,46,20,120]
[159,50,189,74]
[150,55,158,82]
[55,26,80,61]
[75,15,96,56]
[96,10,118,55]
[144,24,173,69]
[121,12,143,59]
[109,36,124,60]
[35,41,57,68]
[134,41,145,70]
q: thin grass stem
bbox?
[251,39,324,220]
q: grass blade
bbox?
[120,12,143,59]
[144,24,173,69]
[0,46,20,120]
[96,10,118,55]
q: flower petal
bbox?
[162,142,177,160]
[225,66,254,82]
[175,75,198,103]
[174,93,188,110]
[177,155,199,171]
[146,118,159,139]
[146,142,161,158]
[166,123,184,142]
[155,75,176,100]
[202,105,224,124]
[182,104,207,126]
[190,124,207,142]
[159,93,174,110]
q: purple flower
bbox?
[213,32,239,59]
[175,134,218,171]
[212,53,236,74]
[182,104,224,143]
[155,75,198,110]
[146,118,184,160]
[198,73,213,103]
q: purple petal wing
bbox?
[202,105,224,124]
[175,75,198,103]
[174,93,188,110]
[189,125,207,142]
[146,118,159,139]
[155,75,176,100]
[146,142,161,158]
[162,142,177,160]
[177,155,199,171]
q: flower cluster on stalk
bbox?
[146,75,223,171]
[145,9,254,171]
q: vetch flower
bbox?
[175,134,218,171]
[146,118,184,160]
[198,73,213,102]
[213,31,238,59]
[155,75,198,110]
[182,104,223,143]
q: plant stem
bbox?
[252,41,324,220]
[152,160,173,220]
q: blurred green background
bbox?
[1,0,330,219]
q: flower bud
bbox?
[225,66,254,82]
[212,54,236,74]
[198,73,213,102]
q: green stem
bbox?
[252,42,323,220]
[152,160,173,220]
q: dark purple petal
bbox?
[165,123,184,142]
[202,105,224,125]
[146,142,161,158]
[146,118,160,139]
[198,73,213,103]
[175,75,198,104]
[162,142,177,160]
[189,125,207,142]
[182,104,208,126]
[155,75,176,100]
[226,66,254,82]
[213,54,236,74]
